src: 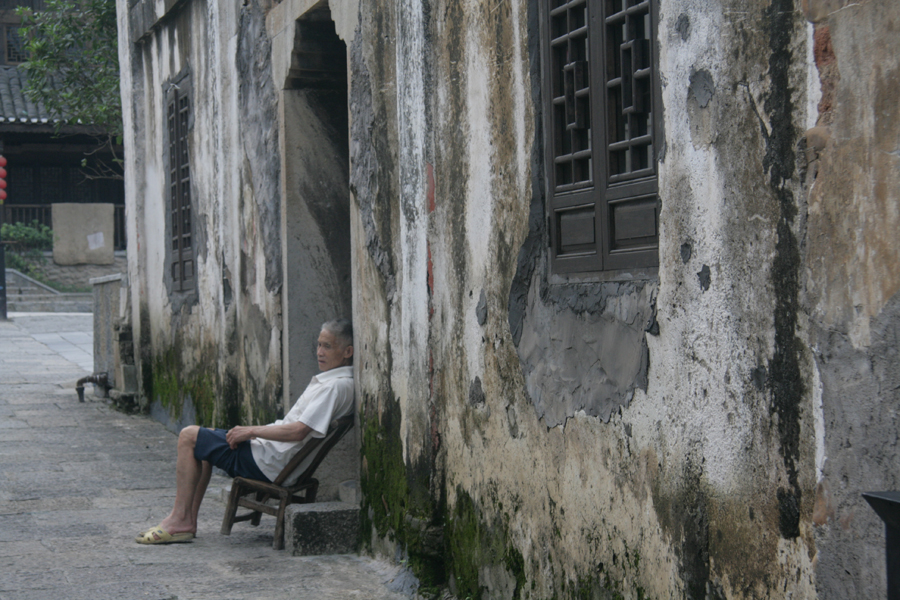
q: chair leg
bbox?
[273,499,288,551]
[220,481,243,535]
[222,481,308,550]
[306,481,319,503]
[250,491,266,526]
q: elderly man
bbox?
[136,319,354,544]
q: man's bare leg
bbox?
[157,425,204,535]
[191,460,213,525]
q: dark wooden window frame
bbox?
[2,23,26,64]
[541,0,661,275]
[165,71,194,293]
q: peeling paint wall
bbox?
[118,0,284,429]
[348,0,869,597]
[116,0,357,497]
[802,1,900,597]
[117,0,895,595]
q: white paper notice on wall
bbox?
[87,232,105,250]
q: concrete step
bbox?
[5,286,52,295]
[5,269,93,312]
[7,297,93,313]
[5,269,60,293]
[285,501,359,556]
[7,290,89,296]
[5,271,92,312]
[6,290,58,302]
[5,291,69,299]
[338,479,360,504]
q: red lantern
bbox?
[0,155,6,201]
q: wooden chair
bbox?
[219,415,354,550]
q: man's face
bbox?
[317,329,353,372]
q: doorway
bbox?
[280,2,352,499]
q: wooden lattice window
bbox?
[4,25,26,64]
[167,82,193,292]
[11,166,34,203]
[543,0,660,274]
[40,167,63,203]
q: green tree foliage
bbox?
[1,220,53,252]
[1,220,53,278]
[16,0,121,141]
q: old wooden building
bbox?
[116,0,899,597]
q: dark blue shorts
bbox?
[193,428,271,482]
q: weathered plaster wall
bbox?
[644,1,820,595]
[118,0,360,499]
[115,0,894,594]
[351,0,830,598]
[512,279,655,426]
[118,0,286,430]
[802,1,900,597]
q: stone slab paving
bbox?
[7,313,94,374]
[0,314,412,600]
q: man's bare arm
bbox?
[225,421,313,449]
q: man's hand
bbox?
[226,426,256,449]
[225,421,312,448]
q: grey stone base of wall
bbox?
[33,252,128,290]
[284,502,360,556]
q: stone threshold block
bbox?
[284,501,359,556]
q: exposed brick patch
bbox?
[813,25,839,123]
[427,244,434,307]
[812,480,835,526]
[430,377,440,452]
[426,162,436,213]
[813,25,835,67]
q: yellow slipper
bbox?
[137,523,163,537]
[135,527,194,544]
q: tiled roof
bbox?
[0,65,60,124]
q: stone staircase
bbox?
[4,269,93,313]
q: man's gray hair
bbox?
[321,319,353,348]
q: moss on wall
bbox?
[149,345,218,427]
[566,571,652,600]
[360,406,663,600]
[446,487,526,600]
[360,407,534,600]
[237,361,282,427]
[143,339,282,429]
[360,393,445,589]
[222,367,242,426]
[141,308,283,430]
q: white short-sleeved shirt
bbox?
[250,366,354,485]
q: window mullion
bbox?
[591,0,607,271]
[599,0,659,271]
[168,97,181,291]
[167,84,193,292]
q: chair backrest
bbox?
[272,414,355,487]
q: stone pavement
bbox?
[0,313,414,600]
[1,313,94,378]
